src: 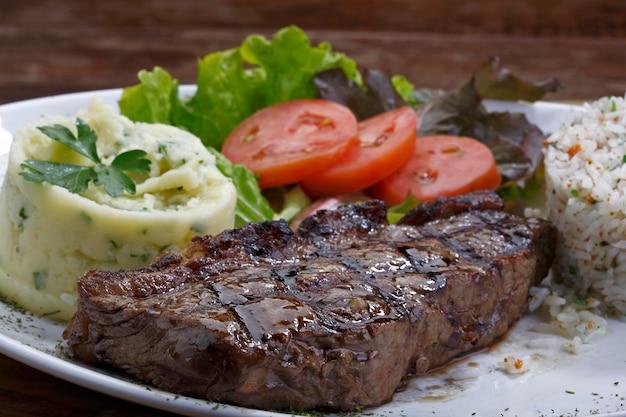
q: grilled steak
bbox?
[65,190,556,412]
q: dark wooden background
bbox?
[1,1,625,416]
[1,0,626,105]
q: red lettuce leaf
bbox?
[418,78,545,182]
[314,67,407,120]
[474,57,562,102]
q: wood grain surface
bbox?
[0,1,625,416]
[1,0,625,104]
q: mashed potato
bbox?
[0,98,237,321]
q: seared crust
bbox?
[65,191,556,412]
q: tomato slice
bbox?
[371,135,501,206]
[221,99,358,189]
[299,106,418,197]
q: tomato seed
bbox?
[242,125,260,143]
[413,168,438,185]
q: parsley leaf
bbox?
[111,149,151,173]
[20,161,96,193]
[92,163,137,197]
[20,118,151,197]
[37,119,100,162]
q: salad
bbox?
[118,25,562,226]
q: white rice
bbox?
[540,94,626,340]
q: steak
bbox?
[64,190,557,412]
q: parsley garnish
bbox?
[573,295,589,306]
[19,118,151,197]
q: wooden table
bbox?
[0,1,625,416]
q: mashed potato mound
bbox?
[0,98,237,321]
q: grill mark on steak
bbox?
[64,190,556,412]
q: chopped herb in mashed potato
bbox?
[0,98,237,321]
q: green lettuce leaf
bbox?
[206,147,274,227]
[272,186,312,223]
[119,25,361,149]
[119,67,177,124]
[240,27,361,106]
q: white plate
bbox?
[1,89,625,417]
